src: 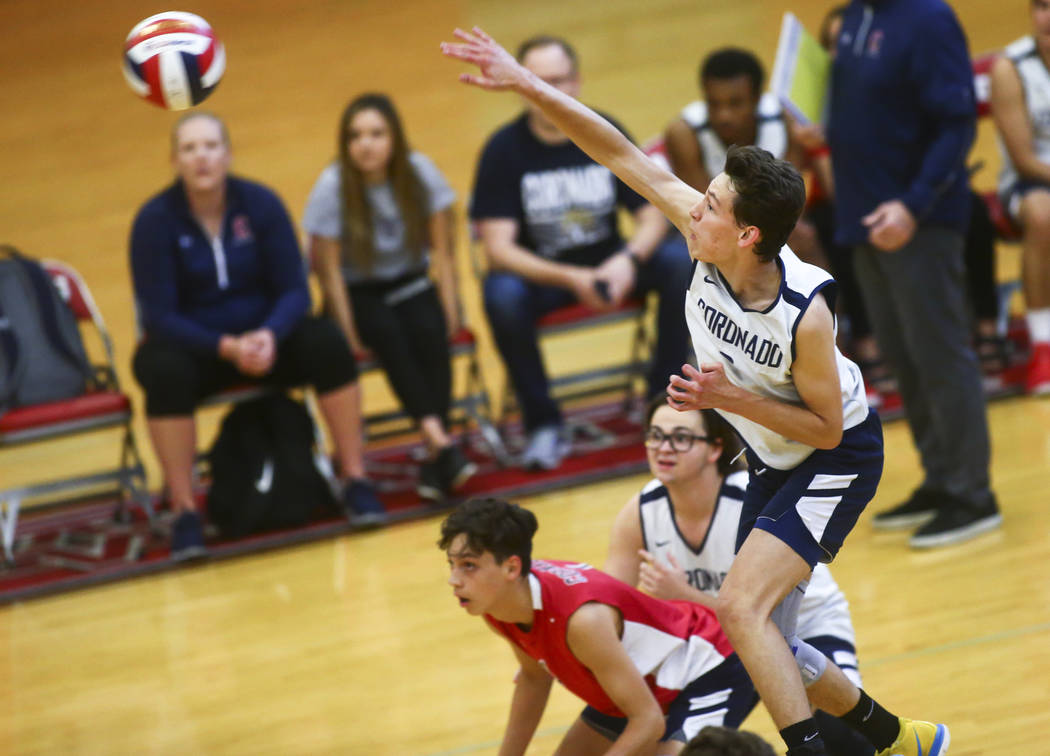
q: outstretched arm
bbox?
[442,27,700,236]
[498,642,554,756]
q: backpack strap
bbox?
[0,296,20,416]
[0,245,93,387]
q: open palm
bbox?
[440,26,527,91]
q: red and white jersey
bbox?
[485,559,734,717]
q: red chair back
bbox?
[41,261,92,322]
[973,51,999,120]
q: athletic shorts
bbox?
[1001,179,1050,224]
[737,408,884,566]
[579,653,754,743]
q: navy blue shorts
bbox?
[579,654,755,743]
[1001,179,1050,224]
[737,409,884,566]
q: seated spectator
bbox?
[470,34,692,471]
[130,112,386,561]
[681,726,777,756]
[662,45,883,383]
[603,397,874,756]
[991,13,1050,394]
[305,93,477,500]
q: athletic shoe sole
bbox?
[171,544,208,562]
[449,461,478,490]
[909,514,1003,549]
[871,511,937,530]
[348,511,388,530]
[417,483,444,502]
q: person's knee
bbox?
[483,273,532,331]
[714,585,762,639]
[133,341,199,414]
[286,318,359,390]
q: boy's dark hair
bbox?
[681,726,777,756]
[700,47,765,98]
[438,498,539,574]
[723,144,806,261]
[516,34,578,73]
[645,395,743,478]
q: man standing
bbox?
[827,0,1001,548]
[470,35,692,471]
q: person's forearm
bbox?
[496,673,551,756]
[675,582,717,609]
[625,205,669,260]
[605,712,664,756]
[488,241,578,288]
[724,388,842,450]
[1015,153,1050,185]
[901,118,974,221]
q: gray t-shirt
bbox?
[303,151,456,283]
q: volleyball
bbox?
[122,11,225,111]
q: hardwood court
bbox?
[1,0,1047,753]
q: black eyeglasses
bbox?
[644,426,714,452]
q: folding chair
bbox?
[0,260,150,564]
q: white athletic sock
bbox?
[1027,308,1050,345]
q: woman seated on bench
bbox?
[305,92,476,501]
[130,112,386,562]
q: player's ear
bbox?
[503,554,523,580]
[738,224,761,248]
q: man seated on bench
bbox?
[130,112,386,562]
[469,34,693,471]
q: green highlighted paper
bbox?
[770,12,831,125]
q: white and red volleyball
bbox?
[122,11,225,110]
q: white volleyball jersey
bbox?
[684,247,868,469]
[680,92,789,180]
[997,36,1050,197]
[638,473,856,646]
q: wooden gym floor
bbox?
[1,0,1047,753]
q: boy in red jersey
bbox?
[439,498,753,755]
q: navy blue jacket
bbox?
[827,0,976,245]
[130,176,310,354]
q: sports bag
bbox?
[0,245,96,415]
[206,394,337,538]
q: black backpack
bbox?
[0,245,97,415]
[206,394,338,538]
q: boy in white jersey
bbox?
[601,397,872,756]
[442,27,949,756]
[990,0,1050,394]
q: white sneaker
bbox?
[521,425,569,471]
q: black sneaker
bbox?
[418,446,478,501]
[343,479,388,529]
[170,511,208,562]
[417,458,444,502]
[871,489,943,530]
[438,445,478,492]
[910,496,1002,549]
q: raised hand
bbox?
[440,26,529,91]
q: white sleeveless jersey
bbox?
[685,247,868,469]
[997,36,1050,197]
[680,92,789,180]
[638,473,856,646]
